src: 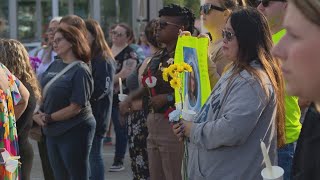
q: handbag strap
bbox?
[42,61,80,99]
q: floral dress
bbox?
[0,64,22,180]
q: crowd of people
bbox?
[0,0,319,180]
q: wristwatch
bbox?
[167,93,174,103]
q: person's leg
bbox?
[128,111,150,180]
[146,113,165,180]
[19,136,34,180]
[38,136,55,180]
[110,105,127,171]
[60,119,96,180]
[278,142,295,180]
[46,136,69,180]
[89,134,105,180]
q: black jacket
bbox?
[90,55,115,137]
[292,103,320,180]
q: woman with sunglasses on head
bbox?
[109,23,139,172]
[85,19,115,180]
[173,7,286,179]
[272,0,320,179]
[197,0,245,89]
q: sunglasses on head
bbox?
[200,4,226,15]
[158,21,181,29]
[257,0,287,7]
[222,30,236,42]
[111,30,124,37]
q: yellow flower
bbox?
[170,78,181,89]
[182,63,193,72]
[162,68,169,82]
[168,65,178,78]
[177,64,184,73]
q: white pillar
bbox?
[52,0,59,18]
[9,0,17,39]
[149,0,163,20]
[92,0,101,23]
[68,0,74,15]
[36,0,42,41]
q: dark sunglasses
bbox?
[200,4,226,15]
[222,30,236,42]
[159,21,181,29]
[257,0,287,7]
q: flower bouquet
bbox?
[162,62,193,180]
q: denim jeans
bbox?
[278,142,295,180]
[111,105,128,159]
[46,118,95,180]
[89,135,105,180]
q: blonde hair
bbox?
[290,0,320,26]
[0,39,41,101]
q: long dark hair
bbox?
[56,26,91,63]
[85,19,114,62]
[229,7,285,147]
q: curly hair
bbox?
[0,39,41,101]
[159,4,196,33]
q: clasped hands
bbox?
[33,112,51,127]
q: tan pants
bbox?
[147,113,184,180]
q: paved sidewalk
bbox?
[30,139,132,180]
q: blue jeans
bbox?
[46,118,95,180]
[278,142,295,180]
[89,135,105,180]
[112,105,128,159]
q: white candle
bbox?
[119,77,123,95]
[183,95,189,111]
[260,141,273,175]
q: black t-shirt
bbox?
[113,45,138,106]
[90,55,115,137]
[40,60,94,136]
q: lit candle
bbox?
[119,77,123,95]
[260,141,273,175]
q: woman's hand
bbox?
[179,30,192,37]
[33,112,46,126]
[197,33,210,40]
[172,119,193,141]
[119,99,132,116]
[172,121,185,141]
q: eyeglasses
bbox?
[111,30,125,37]
[200,4,226,15]
[52,37,65,45]
[159,21,182,29]
[257,0,287,7]
[222,30,236,41]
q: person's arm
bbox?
[114,58,137,83]
[47,103,82,122]
[92,59,115,101]
[14,81,29,119]
[189,78,272,150]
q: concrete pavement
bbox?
[30,139,133,180]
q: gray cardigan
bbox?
[188,61,278,180]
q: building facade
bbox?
[0,0,163,47]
